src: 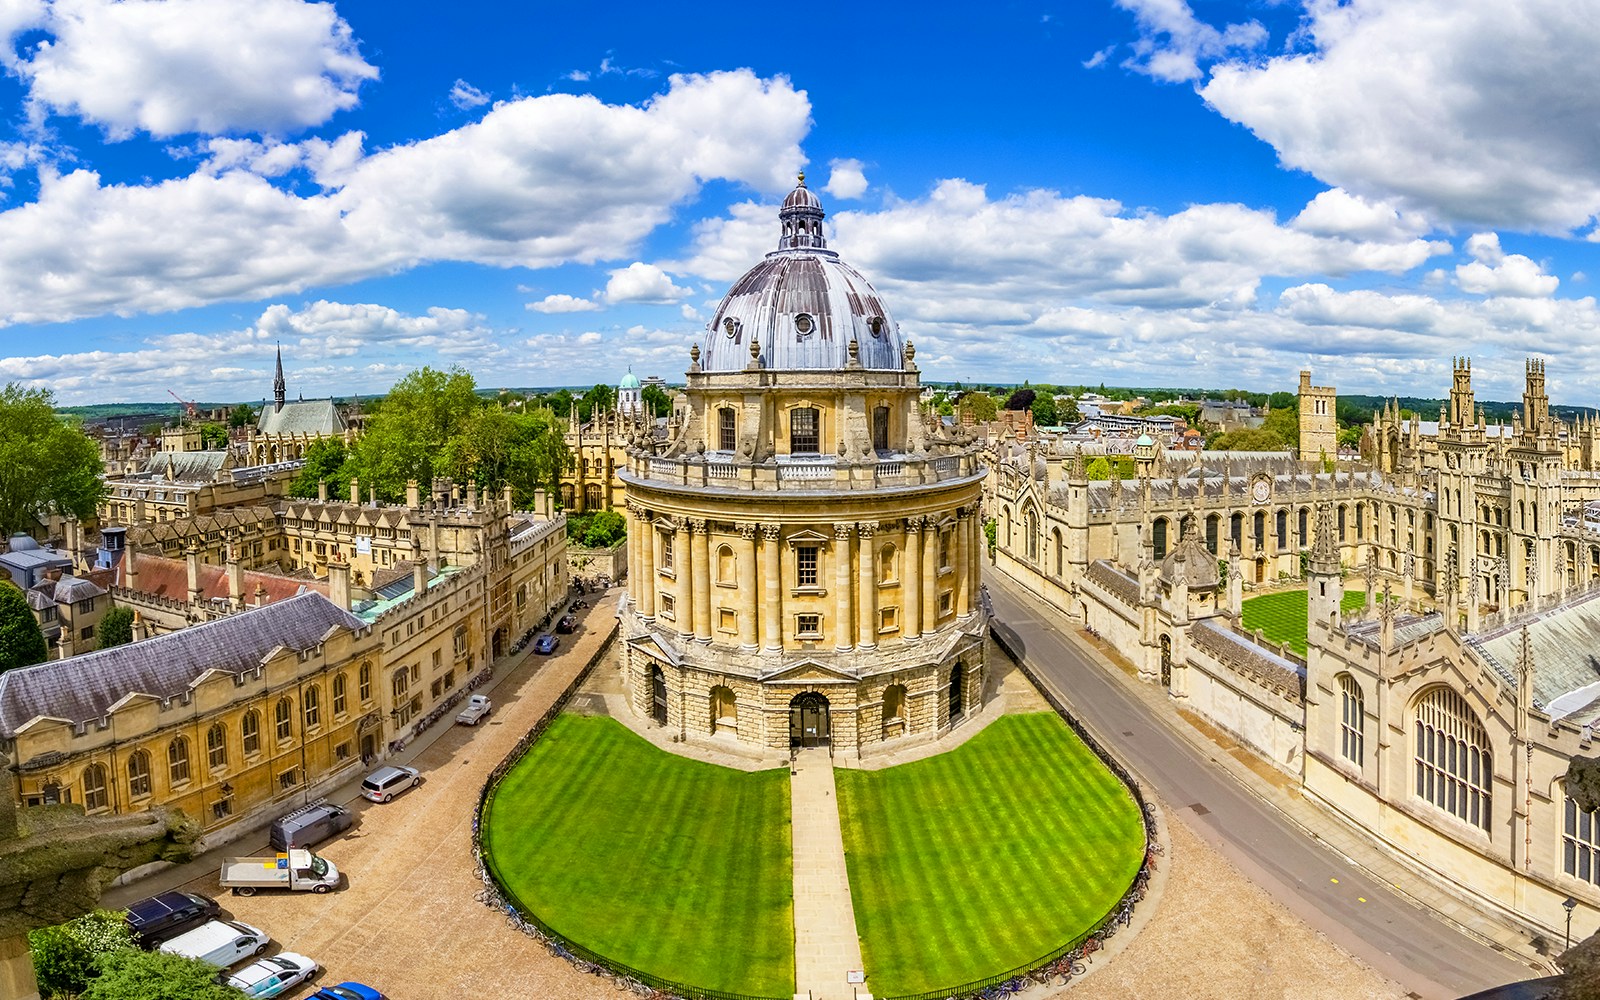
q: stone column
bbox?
[857,522,877,648]
[835,523,855,650]
[762,524,783,650]
[956,507,972,616]
[691,519,712,642]
[641,512,657,620]
[922,517,941,629]
[903,517,922,639]
[738,522,759,649]
[675,519,694,639]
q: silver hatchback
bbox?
[359,765,420,803]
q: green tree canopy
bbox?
[346,366,480,502]
[197,424,228,450]
[1267,391,1296,411]
[0,384,105,537]
[580,383,618,423]
[1031,395,1058,427]
[568,509,626,548]
[29,908,135,998]
[960,392,998,423]
[81,949,240,1000]
[0,582,46,674]
[1057,396,1081,423]
[1085,456,1111,480]
[227,402,257,428]
[1209,427,1289,452]
[98,607,134,650]
[443,404,568,507]
[289,439,351,499]
[641,384,672,418]
[1262,404,1299,447]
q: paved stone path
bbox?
[789,748,865,1000]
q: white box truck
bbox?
[219,849,340,895]
[157,919,269,967]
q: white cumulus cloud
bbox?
[824,158,867,200]
[602,262,690,304]
[7,0,378,139]
[449,79,489,110]
[528,294,601,314]
[1115,0,1265,83]
[1454,232,1559,297]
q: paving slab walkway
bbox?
[790,748,865,1000]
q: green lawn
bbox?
[836,712,1144,997]
[1240,588,1368,654]
[484,715,795,996]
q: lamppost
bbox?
[1565,895,1578,953]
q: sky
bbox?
[1,0,1599,407]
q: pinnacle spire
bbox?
[273,342,286,414]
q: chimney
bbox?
[123,550,139,591]
[502,484,514,513]
[412,541,428,597]
[328,558,350,611]
[467,482,478,509]
[57,628,72,661]
[534,488,547,519]
[318,479,328,503]
[254,582,268,608]
[350,477,360,504]
[227,551,245,610]
[185,545,203,604]
[406,479,420,509]
[131,609,145,641]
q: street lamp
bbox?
[1564,895,1578,953]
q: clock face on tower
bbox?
[1252,479,1271,504]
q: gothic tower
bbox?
[1297,369,1338,464]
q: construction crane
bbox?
[167,389,198,419]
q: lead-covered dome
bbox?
[700,174,904,372]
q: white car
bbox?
[219,952,319,997]
[455,694,492,726]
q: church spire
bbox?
[273,343,286,414]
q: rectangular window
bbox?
[335,742,351,761]
[80,625,94,640]
[940,591,954,615]
[790,408,820,454]
[660,593,675,618]
[212,799,232,820]
[719,408,736,452]
[718,608,736,632]
[940,529,952,570]
[661,531,674,571]
[431,678,443,699]
[796,546,819,588]
[796,614,821,638]
[879,606,898,633]
[278,768,300,790]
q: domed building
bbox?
[619,176,988,754]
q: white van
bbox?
[157,918,269,968]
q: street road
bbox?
[985,572,1535,1000]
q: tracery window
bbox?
[127,750,151,799]
[1564,794,1600,885]
[1413,687,1491,830]
[1338,674,1364,767]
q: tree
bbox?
[1002,388,1035,411]
[1210,427,1289,452]
[0,384,105,537]
[197,424,228,450]
[1262,405,1299,447]
[29,908,135,998]
[1267,391,1296,411]
[0,582,46,674]
[960,392,998,423]
[289,439,350,499]
[1085,456,1111,480]
[98,607,134,650]
[346,367,480,502]
[445,405,568,506]
[641,384,672,418]
[567,509,626,548]
[1057,396,1081,423]
[81,949,240,1000]
[1031,395,1058,427]
[1558,929,1600,1000]
[579,383,617,424]
[228,403,257,428]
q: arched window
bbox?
[1253,511,1266,549]
[304,686,321,730]
[1298,508,1308,544]
[1564,792,1600,885]
[883,683,906,737]
[241,710,260,756]
[168,737,191,785]
[275,697,293,742]
[790,407,820,454]
[333,673,348,716]
[1337,505,1347,541]
[1414,687,1491,830]
[1051,528,1064,576]
[1230,512,1243,545]
[82,763,108,811]
[127,750,152,799]
[1152,518,1168,560]
[718,407,736,452]
[393,667,415,725]
[1025,507,1039,562]
[206,722,227,770]
[1338,674,1364,767]
[1205,515,1218,556]
[878,544,898,584]
[1275,509,1287,550]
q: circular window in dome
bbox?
[794,313,814,338]
[868,316,884,337]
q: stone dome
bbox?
[699,175,904,373]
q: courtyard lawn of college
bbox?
[482,711,1146,997]
[1241,589,1371,655]
[836,712,1145,997]
[483,714,796,996]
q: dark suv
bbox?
[124,890,222,947]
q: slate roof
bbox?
[30,574,106,607]
[1468,591,1600,713]
[139,450,229,482]
[0,592,365,738]
[257,399,344,436]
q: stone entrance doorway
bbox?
[790,692,830,748]
[650,666,668,725]
[948,663,964,720]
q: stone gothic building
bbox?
[617,176,988,756]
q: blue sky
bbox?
[1,0,1598,406]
